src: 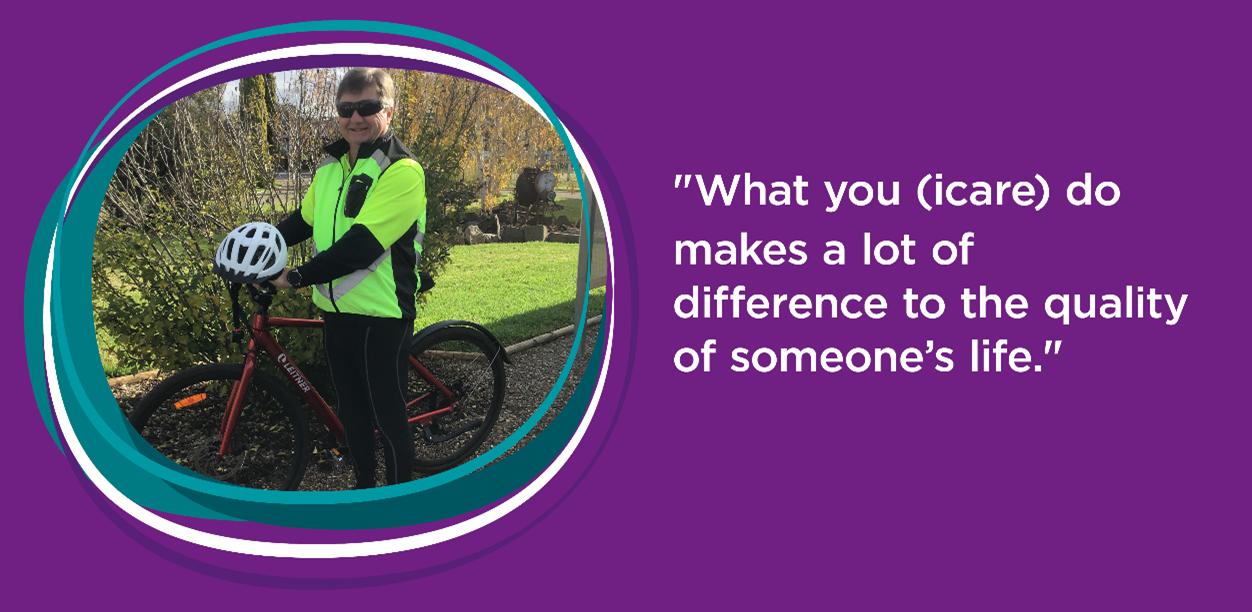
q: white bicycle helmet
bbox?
[213,222,287,283]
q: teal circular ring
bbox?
[27,21,608,533]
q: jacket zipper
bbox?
[328,162,348,313]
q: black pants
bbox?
[323,314,415,488]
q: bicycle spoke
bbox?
[129,364,309,490]
[406,328,505,472]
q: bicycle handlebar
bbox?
[228,282,276,345]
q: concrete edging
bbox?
[502,315,601,356]
[106,369,160,387]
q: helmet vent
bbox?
[212,222,288,283]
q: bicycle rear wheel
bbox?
[407,326,506,473]
[128,363,310,491]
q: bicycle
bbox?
[127,283,509,491]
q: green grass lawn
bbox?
[549,198,586,226]
[415,242,604,347]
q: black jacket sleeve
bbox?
[291,225,386,286]
[276,211,313,246]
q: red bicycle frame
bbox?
[216,310,457,457]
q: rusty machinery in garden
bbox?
[496,167,562,226]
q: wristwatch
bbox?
[286,267,304,289]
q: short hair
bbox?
[337,68,396,109]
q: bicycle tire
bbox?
[128,363,311,491]
[407,326,506,472]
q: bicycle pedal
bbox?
[329,447,350,472]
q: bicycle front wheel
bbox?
[407,326,507,473]
[128,363,310,491]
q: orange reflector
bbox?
[174,393,207,409]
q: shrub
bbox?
[93,69,478,379]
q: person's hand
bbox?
[256,268,292,290]
[270,268,294,289]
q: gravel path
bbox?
[112,325,599,491]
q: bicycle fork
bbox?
[217,340,260,458]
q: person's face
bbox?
[337,86,393,148]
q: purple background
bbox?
[5,2,1249,609]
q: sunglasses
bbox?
[336,99,385,118]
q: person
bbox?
[269,68,426,489]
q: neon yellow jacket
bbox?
[283,131,426,319]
